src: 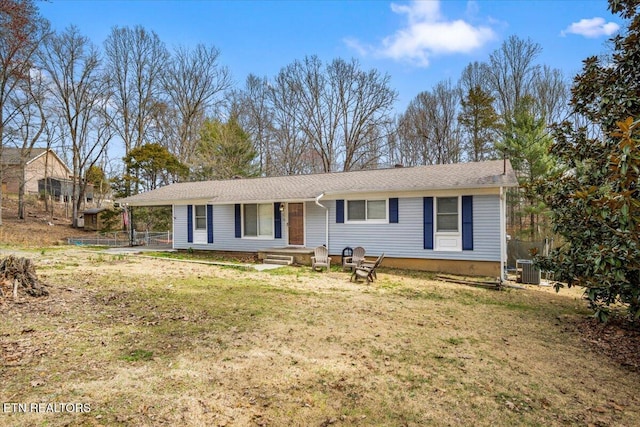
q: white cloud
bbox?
[343,37,370,57]
[346,0,496,67]
[561,17,620,38]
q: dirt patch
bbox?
[0,197,81,246]
[578,317,640,372]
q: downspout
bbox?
[315,193,329,249]
[499,186,506,282]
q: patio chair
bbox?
[311,246,331,272]
[343,246,366,271]
[351,253,385,283]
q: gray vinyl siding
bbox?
[305,201,327,248]
[174,202,328,251]
[173,204,290,251]
[172,195,501,261]
[328,195,501,261]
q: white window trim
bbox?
[194,205,207,231]
[434,196,462,252]
[242,202,274,240]
[193,205,208,244]
[345,198,389,224]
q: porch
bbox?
[258,247,315,266]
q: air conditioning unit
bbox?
[516,259,541,284]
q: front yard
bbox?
[1,248,638,426]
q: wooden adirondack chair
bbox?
[343,246,366,271]
[311,246,331,272]
[351,253,385,283]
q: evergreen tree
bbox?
[538,0,640,322]
[193,117,258,180]
[458,85,501,162]
[123,143,187,192]
[499,97,554,240]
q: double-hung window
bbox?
[347,199,387,222]
[434,196,461,251]
[436,197,458,232]
[194,205,207,230]
[243,203,273,238]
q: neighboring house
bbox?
[1,148,71,197]
[38,177,95,203]
[118,160,518,277]
[82,207,122,232]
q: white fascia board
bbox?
[323,186,502,200]
[205,198,316,206]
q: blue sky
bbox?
[39,0,623,113]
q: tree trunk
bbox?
[0,109,4,227]
[18,169,26,220]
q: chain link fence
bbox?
[68,231,172,248]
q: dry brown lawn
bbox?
[1,244,639,427]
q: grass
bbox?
[0,247,639,426]
[120,349,154,362]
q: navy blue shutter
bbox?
[274,203,282,239]
[423,197,433,250]
[207,204,214,244]
[462,196,473,250]
[187,205,193,243]
[389,198,399,223]
[336,199,344,223]
[234,204,241,238]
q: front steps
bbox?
[258,247,315,266]
[263,254,294,265]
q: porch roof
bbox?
[118,160,518,207]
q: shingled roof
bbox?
[1,148,71,174]
[1,148,48,165]
[118,160,518,206]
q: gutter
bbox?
[315,193,329,249]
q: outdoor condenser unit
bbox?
[516,259,541,285]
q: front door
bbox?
[288,203,304,246]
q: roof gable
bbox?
[1,148,71,174]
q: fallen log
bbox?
[0,255,49,298]
[435,274,502,290]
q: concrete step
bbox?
[264,259,292,265]
[264,254,294,265]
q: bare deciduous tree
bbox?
[39,25,112,227]
[266,71,314,175]
[162,44,232,164]
[103,25,168,195]
[532,65,570,124]
[396,80,460,166]
[329,58,397,171]
[6,67,47,219]
[396,92,433,166]
[485,35,542,120]
[269,56,396,173]
[0,0,49,225]
[230,74,275,175]
[280,56,335,172]
[458,61,488,97]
